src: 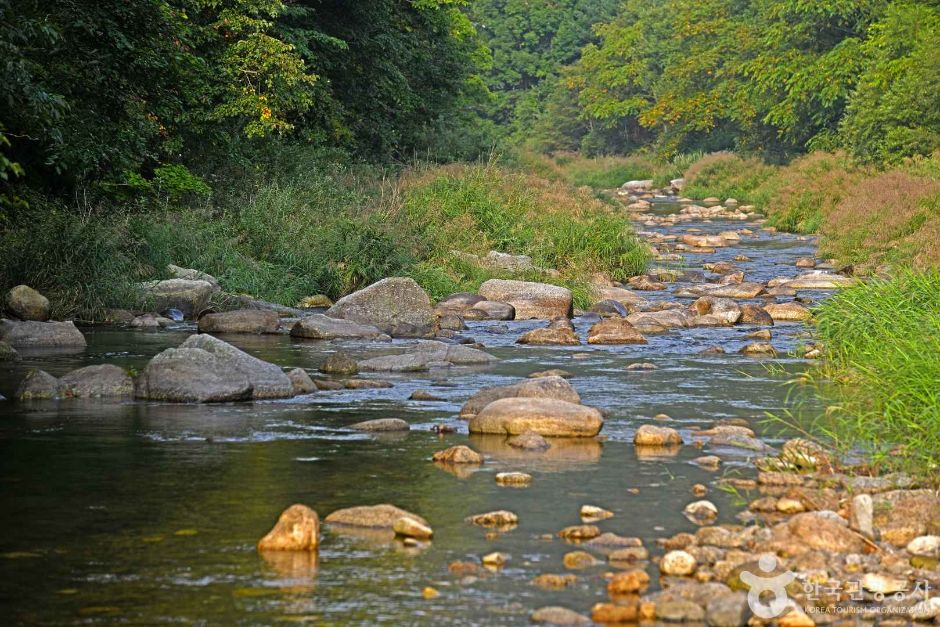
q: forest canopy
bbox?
[2,0,940,206]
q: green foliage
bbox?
[153,165,212,201]
[806,271,940,472]
[840,2,940,163]
[547,0,940,162]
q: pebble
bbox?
[563,551,598,569]
[660,550,697,576]
[393,516,433,540]
[907,535,940,556]
[580,505,614,521]
[558,524,601,541]
[481,552,508,568]
[607,569,650,595]
[683,500,718,524]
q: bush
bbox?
[807,272,940,472]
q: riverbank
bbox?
[0,159,648,320]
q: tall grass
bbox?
[395,161,649,305]
[510,150,695,189]
[1,157,649,317]
[806,272,940,472]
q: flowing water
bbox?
[0,202,826,624]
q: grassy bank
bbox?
[803,272,940,472]
[682,151,940,272]
[0,159,649,318]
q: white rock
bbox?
[660,550,697,576]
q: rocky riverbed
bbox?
[0,196,937,625]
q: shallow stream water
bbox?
[0,201,826,624]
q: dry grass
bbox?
[822,170,940,270]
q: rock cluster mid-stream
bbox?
[0,190,937,625]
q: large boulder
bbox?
[139,278,219,318]
[357,340,496,372]
[587,318,647,344]
[136,335,293,402]
[517,318,580,345]
[326,277,435,337]
[468,398,603,437]
[180,334,293,399]
[60,364,133,398]
[478,279,572,320]
[289,314,389,341]
[766,512,865,554]
[460,376,580,419]
[198,309,279,334]
[135,346,253,402]
[5,285,50,321]
[0,320,87,349]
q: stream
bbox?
[0,200,827,624]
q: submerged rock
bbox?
[257,504,319,551]
[0,320,87,349]
[507,430,551,450]
[468,398,603,437]
[326,277,436,337]
[466,510,518,526]
[530,607,590,625]
[5,285,50,321]
[478,279,572,320]
[0,340,18,361]
[495,472,532,486]
[357,341,496,372]
[350,418,409,432]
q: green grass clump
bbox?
[682,152,780,206]
[396,162,648,306]
[808,271,940,472]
